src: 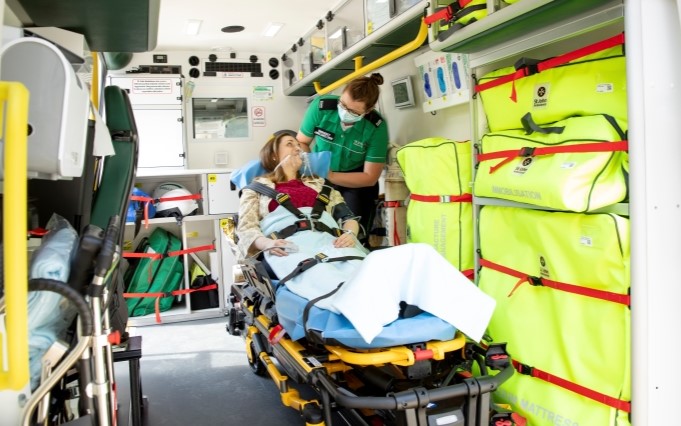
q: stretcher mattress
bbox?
[275,286,457,349]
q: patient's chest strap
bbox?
[247,180,341,239]
[270,219,344,240]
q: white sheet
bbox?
[331,243,495,344]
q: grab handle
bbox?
[521,112,565,135]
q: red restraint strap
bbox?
[123,283,218,323]
[477,140,629,174]
[130,193,203,228]
[479,258,630,306]
[123,244,215,283]
[475,33,626,95]
[383,201,403,246]
[512,359,631,413]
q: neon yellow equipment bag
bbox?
[476,33,626,132]
[396,138,474,275]
[478,206,630,426]
[473,114,628,212]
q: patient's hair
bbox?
[260,133,301,184]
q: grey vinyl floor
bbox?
[115,316,307,426]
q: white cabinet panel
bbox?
[132,108,185,168]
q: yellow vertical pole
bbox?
[0,82,30,396]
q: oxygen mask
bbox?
[299,150,313,176]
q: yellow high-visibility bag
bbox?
[476,33,627,132]
[478,206,630,426]
[396,138,474,275]
[474,114,628,212]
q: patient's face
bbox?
[276,135,302,170]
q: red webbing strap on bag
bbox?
[167,244,215,258]
[423,0,473,25]
[123,243,215,283]
[410,194,473,203]
[477,140,629,174]
[383,200,403,245]
[512,359,631,412]
[479,258,630,306]
[474,33,626,96]
[124,283,218,323]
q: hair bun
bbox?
[370,73,384,86]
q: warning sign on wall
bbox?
[131,78,173,94]
[252,106,266,127]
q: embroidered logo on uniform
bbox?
[313,127,335,141]
[353,140,365,149]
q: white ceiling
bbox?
[156,0,342,54]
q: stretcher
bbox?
[226,257,517,425]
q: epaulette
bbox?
[318,98,339,110]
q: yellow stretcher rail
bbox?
[0,81,30,391]
[313,19,428,95]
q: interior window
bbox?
[192,97,249,139]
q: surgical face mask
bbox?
[337,103,363,124]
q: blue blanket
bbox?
[276,285,457,349]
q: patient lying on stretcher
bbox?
[235,131,495,345]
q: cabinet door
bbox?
[133,108,185,168]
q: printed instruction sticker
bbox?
[579,235,593,247]
[253,86,273,101]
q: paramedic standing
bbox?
[296,73,389,236]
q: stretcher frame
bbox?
[226,260,516,426]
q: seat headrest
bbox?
[230,151,332,191]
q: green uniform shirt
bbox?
[299,95,389,172]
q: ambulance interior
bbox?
[0,0,679,425]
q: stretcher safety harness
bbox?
[511,359,631,413]
[130,192,202,228]
[245,180,344,240]
[479,258,630,306]
[123,243,216,323]
[277,253,364,287]
[477,140,629,174]
[474,33,626,101]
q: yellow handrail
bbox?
[313,19,428,95]
[0,81,30,391]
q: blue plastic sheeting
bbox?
[275,286,457,349]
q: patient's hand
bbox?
[257,237,290,257]
[333,232,356,248]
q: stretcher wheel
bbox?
[248,340,267,377]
